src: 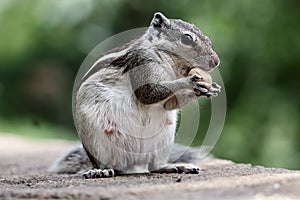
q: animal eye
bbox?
[181,34,194,45]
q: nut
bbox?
[188,68,212,84]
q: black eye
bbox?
[181,34,194,45]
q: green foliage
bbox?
[0,0,299,169]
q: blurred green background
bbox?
[0,0,299,169]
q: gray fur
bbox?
[49,144,205,174]
[50,12,221,177]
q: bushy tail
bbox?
[49,143,206,174]
[48,146,93,174]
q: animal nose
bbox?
[209,54,220,68]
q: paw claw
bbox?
[82,169,115,179]
[189,76,220,97]
[191,74,201,81]
[205,82,221,98]
[195,81,210,89]
[176,164,201,174]
[152,164,201,174]
[212,82,221,89]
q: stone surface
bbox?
[0,134,299,200]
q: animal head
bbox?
[147,12,220,72]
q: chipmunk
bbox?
[49,12,221,178]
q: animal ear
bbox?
[150,12,170,28]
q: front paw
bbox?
[206,82,221,98]
[190,74,210,96]
[190,75,221,98]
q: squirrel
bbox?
[49,12,221,178]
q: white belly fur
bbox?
[76,75,177,173]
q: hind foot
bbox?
[82,168,115,179]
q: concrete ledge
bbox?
[0,134,299,200]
